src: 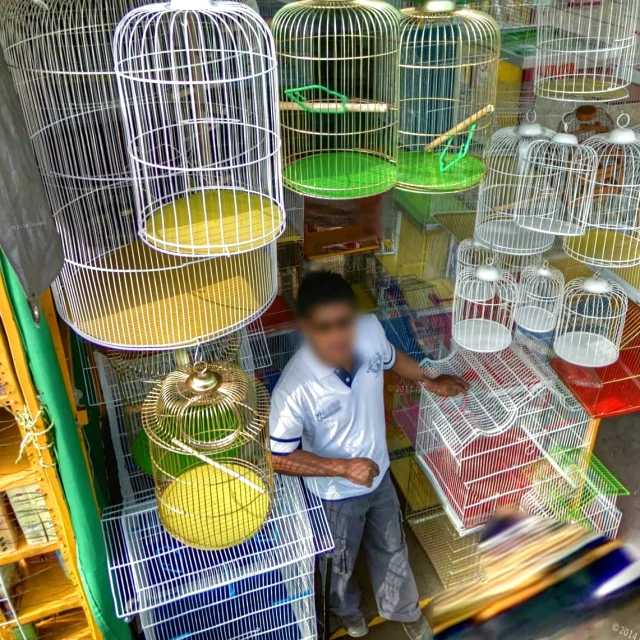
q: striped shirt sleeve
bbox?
[269,383,304,456]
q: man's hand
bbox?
[424,374,469,397]
[339,458,380,487]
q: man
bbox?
[269,271,468,640]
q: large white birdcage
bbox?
[451,262,518,352]
[114,1,285,257]
[514,262,564,335]
[0,0,278,350]
[554,275,628,368]
[512,130,598,237]
[416,376,592,534]
[474,121,556,256]
[535,0,639,102]
[397,1,500,194]
[273,0,400,200]
[564,117,640,268]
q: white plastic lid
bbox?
[607,127,638,145]
[551,131,579,146]
[476,264,501,282]
[516,122,544,137]
[170,0,212,8]
[582,276,613,294]
[422,0,456,11]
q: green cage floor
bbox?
[397,151,485,193]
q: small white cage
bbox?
[514,262,564,335]
[397,1,500,194]
[456,239,495,273]
[535,0,640,102]
[554,275,628,368]
[114,0,285,257]
[452,262,518,352]
[513,130,598,237]
[564,117,640,268]
[557,105,614,144]
[273,0,400,200]
[474,121,556,256]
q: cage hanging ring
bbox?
[617,113,630,129]
[525,109,536,123]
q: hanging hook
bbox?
[617,113,630,130]
[525,109,537,123]
[561,111,572,132]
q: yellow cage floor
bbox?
[144,189,285,256]
[158,463,271,550]
[564,229,640,268]
[61,240,274,349]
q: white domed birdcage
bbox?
[512,130,598,236]
[456,239,495,273]
[554,275,628,368]
[0,0,278,350]
[273,0,400,200]
[474,119,556,255]
[557,105,614,144]
[514,262,564,334]
[451,262,518,352]
[535,0,639,102]
[564,116,640,268]
[142,361,273,550]
[397,1,500,194]
[114,1,285,257]
[106,335,242,475]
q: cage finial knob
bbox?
[420,0,456,12]
[187,361,223,393]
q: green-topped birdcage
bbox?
[273,0,400,200]
[397,1,500,193]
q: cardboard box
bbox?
[0,497,18,554]
[5,485,57,545]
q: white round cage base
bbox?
[55,240,275,349]
[534,76,629,104]
[475,220,554,256]
[142,189,285,257]
[516,216,583,237]
[452,319,512,352]
[564,229,640,269]
[514,306,557,333]
[554,331,620,368]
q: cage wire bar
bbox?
[535,0,640,102]
[273,0,400,200]
[114,1,286,257]
[397,1,500,194]
[0,0,278,350]
[101,475,333,618]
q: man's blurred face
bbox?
[299,302,358,369]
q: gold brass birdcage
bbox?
[105,335,242,475]
[142,361,273,550]
[273,0,400,200]
[397,1,500,194]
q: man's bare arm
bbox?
[392,349,469,397]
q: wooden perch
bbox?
[424,105,494,152]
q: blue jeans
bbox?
[322,470,422,624]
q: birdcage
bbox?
[557,105,614,143]
[514,263,564,335]
[512,130,598,237]
[416,373,592,533]
[534,0,639,102]
[139,560,317,640]
[451,263,518,352]
[0,0,279,350]
[474,121,556,256]
[564,117,640,269]
[141,361,273,550]
[455,239,495,274]
[397,1,500,194]
[470,0,535,30]
[273,0,400,200]
[257,328,303,394]
[113,1,285,257]
[521,450,628,539]
[281,189,305,244]
[553,275,628,369]
[102,475,333,618]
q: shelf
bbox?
[304,224,380,261]
[0,411,35,492]
[0,534,58,567]
[8,557,80,627]
[35,608,91,640]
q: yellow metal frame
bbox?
[0,276,102,639]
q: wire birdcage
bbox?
[534,0,640,102]
[273,0,400,200]
[557,105,614,144]
[474,121,556,256]
[113,1,285,257]
[452,262,518,352]
[455,239,495,274]
[564,116,640,268]
[397,1,500,194]
[142,361,273,550]
[514,262,564,335]
[0,0,278,350]
[512,130,598,237]
[554,275,628,368]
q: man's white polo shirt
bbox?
[269,314,396,500]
